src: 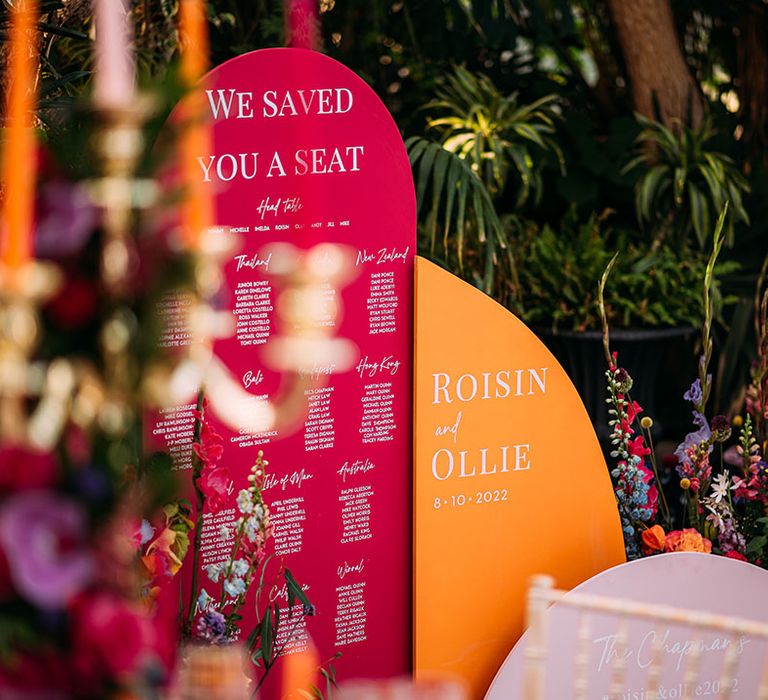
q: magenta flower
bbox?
[193,405,230,510]
[192,409,224,468]
[197,466,231,511]
[0,491,94,608]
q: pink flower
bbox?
[628,436,651,459]
[723,445,742,467]
[64,426,91,464]
[35,180,97,259]
[196,465,231,511]
[70,593,154,681]
[192,438,224,467]
[0,491,93,608]
[193,405,230,510]
[192,409,224,469]
[0,649,72,696]
[0,547,13,601]
[724,551,748,562]
[626,401,643,424]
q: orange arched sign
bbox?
[413,258,625,697]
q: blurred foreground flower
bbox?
[339,678,467,700]
[70,593,157,681]
[0,445,57,493]
[35,181,98,259]
[0,490,93,608]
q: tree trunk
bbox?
[605,0,702,127]
[737,4,768,167]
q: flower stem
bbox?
[642,423,672,528]
[251,615,307,698]
[697,203,728,415]
[184,390,206,637]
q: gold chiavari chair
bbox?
[523,574,768,700]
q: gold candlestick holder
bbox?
[82,96,162,442]
[86,97,158,296]
[0,259,61,445]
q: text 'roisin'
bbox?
[431,367,548,404]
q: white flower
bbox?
[206,564,224,583]
[705,504,725,533]
[197,588,213,611]
[223,576,246,598]
[232,558,249,577]
[245,518,259,543]
[237,489,254,514]
[711,472,731,503]
[218,525,231,541]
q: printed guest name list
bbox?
[152,49,416,699]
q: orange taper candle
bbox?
[281,645,320,699]
[178,0,213,248]
[1,0,39,272]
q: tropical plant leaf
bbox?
[628,116,749,249]
[261,607,273,663]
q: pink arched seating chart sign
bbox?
[151,48,415,695]
[486,553,768,699]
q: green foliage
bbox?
[510,208,738,331]
[746,516,768,562]
[306,653,342,700]
[406,135,512,294]
[248,565,317,694]
[407,66,562,296]
[626,115,750,249]
[696,203,730,412]
[425,65,563,205]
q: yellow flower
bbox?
[732,415,743,428]
[640,416,654,430]
[680,478,691,490]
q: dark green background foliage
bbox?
[511,208,738,332]
[4,0,768,412]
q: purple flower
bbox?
[723,445,742,467]
[674,411,712,474]
[719,518,746,555]
[196,610,228,643]
[0,491,94,608]
[72,467,110,503]
[683,379,703,405]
